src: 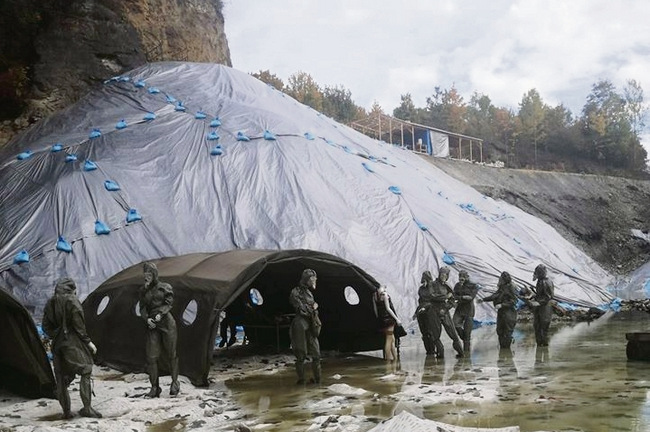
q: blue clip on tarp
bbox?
[414,219,428,231]
[174,102,186,112]
[210,117,222,127]
[304,132,315,140]
[442,251,455,265]
[263,130,276,140]
[104,180,120,191]
[236,131,250,142]
[83,160,98,171]
[126,208,142,223]
[195,111,207,120]
[13,250,29,264]
[134,80,146,88]
[166,94,176,103]
[388,186,402,195]
[116,119,127,130]
[210,145,223,156]
[56,236,72,253]
[362,162,374,173]
[148,87,160,94]
[65,154,77,163]
[94,220,110,235]
[51,143,63,152]
[144,112,156,121]
[17,151,32,160]
[89,128,101,139]
[207,131,219,141]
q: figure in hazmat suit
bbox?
[430,267,465,358]
[479,271,519,349]
[531,264,554,346]
[140,262,180,397]
[414,271,443,357]
[289,269,322,384]
[452,270,479,353]
[42,278,102,419]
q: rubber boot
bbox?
[169,357,180,396]
[310,360,321,384]
[295,360,306,385]
[434,340,445,358]
[145,362,162,398]
[463,340,471,354]
[227,335,237,347]
[79,375,102,418]
[58,384,72,419]
[452,338,464,358]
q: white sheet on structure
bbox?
[430,130,449,157]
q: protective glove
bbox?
[147,318,157,329]
[88,341,97,355]
[495,304,502,310]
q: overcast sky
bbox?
[223,0,650,153]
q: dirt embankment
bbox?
[424,157,650,276]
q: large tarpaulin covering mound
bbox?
[0,62,614,324]
[83,249,382,386]
[0,287,55,398]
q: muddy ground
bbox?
[425,157,650,275]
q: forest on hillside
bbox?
[252,70,649,178]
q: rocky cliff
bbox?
[427,157,650,275]
[0,0,230,146]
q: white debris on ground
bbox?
[368,411,519,432]
[0,351,521,432]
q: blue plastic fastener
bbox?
[13,250,29,264]
[210,117,222,128]
[236,131,250,142]
[126,208,142,223]
[89,129,101,139]
[148,87,160,94]
[134,80,146,88]
[56,236,72,253]
[304,132,315,140]
[143,112,156,121]
[263,130,276,140]
[104,180,120,191]
[388,186,402,195]
[94,220,110,235]
[210,145,223,156]
[51,143,63,152]
[65,154,78,163]
[195,111,207,120]
[17,151,32,160]
[116,119,127,130]
[207,131,219,141]
[83,160,98,171]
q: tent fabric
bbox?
[82,249,383,386]
[0,62,614,327]
[0,287,55,398]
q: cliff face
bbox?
[0,0,230,146]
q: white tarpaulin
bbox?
[430,130,450,157]
[0,62,614,321]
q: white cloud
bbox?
[223,0,650,141]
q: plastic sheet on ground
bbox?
[368,410,520,432]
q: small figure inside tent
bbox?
[478,271,520,349]
[219,303,244,348]
[373,285,402,362]
[430,266,464,358]
[452,270,479,353]
[140,262,180,397]
[530,264,555,346]
[289,269,321,385]
[42,278,102,419]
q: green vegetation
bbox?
[252,70,648,177]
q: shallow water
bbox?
[226,311,650,431]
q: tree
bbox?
[285,71,323,112]
[518,89,547,167]
[250,70,284,91]
[322,84,361,123]
[393,93,417,122]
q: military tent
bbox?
[0,287,55,398]
[0,62,614,328]
[82,249,382,386]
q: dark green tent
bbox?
[83,249,384,386]
[0,287,55,398]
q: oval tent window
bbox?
[344,286,360,305]
[182,299,198,325]
[97,295,110,315]
[249,288,264,306]
[134,301,141,317]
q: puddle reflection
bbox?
[226,312,650,431]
